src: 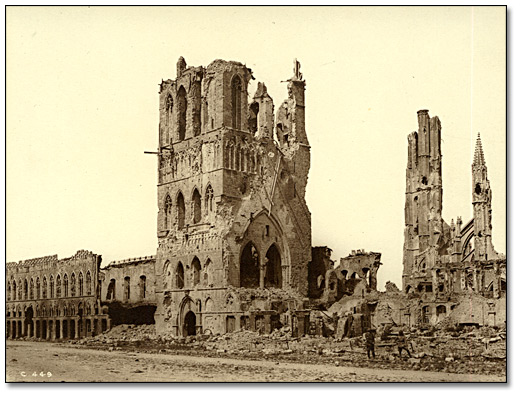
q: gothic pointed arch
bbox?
[240,241,260,288]
[176,191,186,230]
[177,85,187,141]
[231,75,242,130]
[191,188,202,224]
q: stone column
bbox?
[235,315,241,331]
[259,264,266,289]
[21,317,26,337]
[75,319,79,339]
[14,321,17,339]
[47,320,51,340]
[32,320,36,338]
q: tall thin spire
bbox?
[473,133,486,166]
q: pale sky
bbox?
[6,6,506,289]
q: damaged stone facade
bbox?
[154,57,312,336]
[400,110,506,328]
[6,250,110,340]
[99,256,157,325]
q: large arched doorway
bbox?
[183,311,196,336]
[265,244,282,288]
[240,242,259,288]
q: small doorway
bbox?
[184,311,196,336]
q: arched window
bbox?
[29,279,34,300]
[205,185,214,217]
[35,278,39,299]
[42,276,47,299]
[177,86,187,141]
[240,242,260,288]
[71,273,76,297]
[49,275,54,298]
[124,276,131,300]
[63,274,68,297]
[139,275,146,299]
[192,257,201,286]
[166,93,173,128]
[164,194,172,230]
[177,192,186,230]
[86,271,92,295]
[7,281,11,301]
[192,189,202,224]
[12,280,16,301]
[231,75,242,130]
[18,279,22,300]
[24,279,28,300]
[176,262,185,289]
[106,279,116,300]
[56,275,61,297]
[79,272,84,296]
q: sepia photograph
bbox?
[4,5,508,383]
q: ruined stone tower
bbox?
[402,110,444,288]
[154,58,312,336]
[472,134,495,261]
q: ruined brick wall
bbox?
[153,58,312,336]
[100,256,155,305]
[338,250,381,292]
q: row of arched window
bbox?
[106,275,147,301]
[164,257,212,290]
[164,184,214,231]
[6,301,99,318]
[224,141,260,173]
[163,75,243,144]
[7,271,92,301]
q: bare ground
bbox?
[6,341,505,382]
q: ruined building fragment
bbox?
[154,57,312,336]
[400,110,505,328]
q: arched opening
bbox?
[183,311,197,336]
[63,274,68,297]
[177,192,185,230]
[205,185,214,219]
[86,271,92,295]
[24,279,28,300]
[176,262,185,289]
[106,278,116,300]
[231,75,242,130]
[124,276,131,300]
[56,275,61,298]
[24,306,34,337]
[42,277,47,298]
[139,275,146,299]
[192,189,202,224]
[475,183,482,195]
[177,86,187,141]
[164,195,173,230]
[265,244,282,288]
[29,278,34,300]
[240,242,260,288]
[79,272,84,296]
[71,273,76,297]
[192,257,201,286]
[165,93,173,136]
[436,305,447,320]
[41,320,47,340]
[7,282,11,301]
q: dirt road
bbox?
[5,341,504,382]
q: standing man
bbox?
[397,330,412,358]
[364,329,376,359]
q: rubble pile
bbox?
[70,323,505,376]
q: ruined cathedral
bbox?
[153,58,312,335]
[5,59,506,341]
